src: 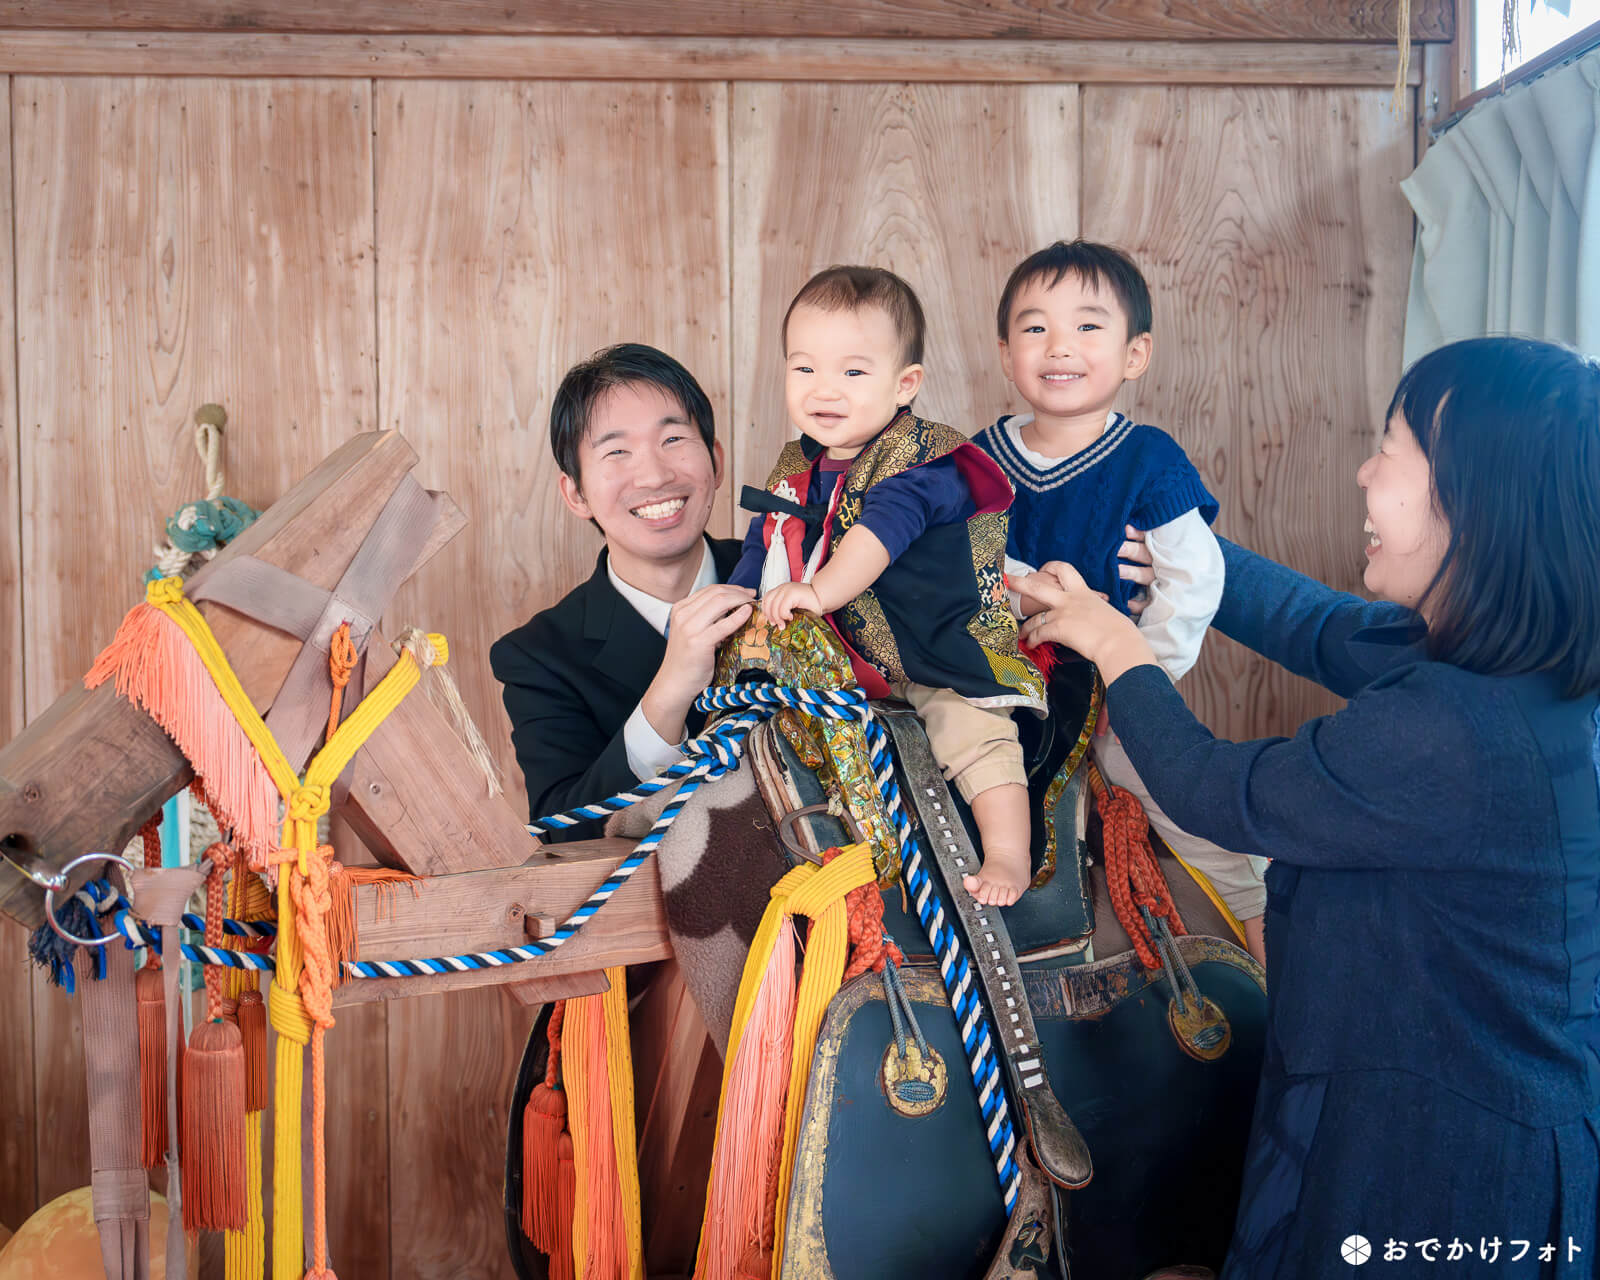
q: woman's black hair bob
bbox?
[1393,336,1600,697]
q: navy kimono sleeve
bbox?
[1108,661,1490,871]
[1213,539,1416,699]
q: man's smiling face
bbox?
[558,380,723,580]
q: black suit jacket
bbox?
[489,537,745,840]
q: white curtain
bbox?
[1402,45,1600,362]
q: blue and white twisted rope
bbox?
[71,681,1025,1209]
[859,716,1023,1212]
[116,912,276,972]
[100,698,775,981]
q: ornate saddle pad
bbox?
[784,946,1266,1280]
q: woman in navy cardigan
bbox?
[1020,337,1599,1278]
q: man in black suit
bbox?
[490,345,756,839]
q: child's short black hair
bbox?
[783,265,926,368]
[549,343,716,485]
[1390,336,1600,697]
[996,240,1153,341]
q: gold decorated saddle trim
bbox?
[714,611,900,884]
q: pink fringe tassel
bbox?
[86,601,280,869]
[697,918,798,1279]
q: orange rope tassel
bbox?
[1090,763,1186,969]
[238,989,268,1113]
[576,993,627,1280]
[136,964,168,1169]
[134,815,168,1170]
[181,1018,248,1231]
[522,1002,569,1251]
[181,846,248,1231]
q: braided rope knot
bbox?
[146,575,185,606]
[288,784,332,824]
[1095,778,1185,970]
[268,981,312,1045]
[290,854,337,1031]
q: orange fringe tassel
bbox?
[180,1018,247,1231]
[137,964,167,1169]
[85,601,279,867]
[697,919,797,1279]
[551,1133,577,1280]
[237,989,268,1113]
[325,863,420,985]
[522,1002,568,1251]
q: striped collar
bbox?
[983,411,1134,494]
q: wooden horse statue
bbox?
[0,431,677,1280]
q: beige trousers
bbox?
[895,681,1026,803]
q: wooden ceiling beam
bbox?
[0,34,1427,85]
[0,0,1455,43]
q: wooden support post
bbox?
[631,960,721,1277]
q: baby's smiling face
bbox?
[784,301,924,460]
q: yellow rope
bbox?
[143,578,445,1279]
[771,847,873,1268]
[696,845,875,1275]
[226,1115,265,1279]
[564,995,594,1278]
[601,968,645,1280]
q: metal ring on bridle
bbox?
[776,802,867,865]
[43,852,135,947]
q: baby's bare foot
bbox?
[962,845,1030,907]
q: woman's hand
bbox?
[1018,562,1159,685]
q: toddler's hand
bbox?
[761,582,821,626]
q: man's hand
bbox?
[638,583,755,745]
[760,581,821,626]
[1120,524,1155,616]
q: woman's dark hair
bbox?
[1394,336,1600,696]
[996,240,1153,341]
[549,343,716,485]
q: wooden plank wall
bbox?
[0,12,1427,1275]
[0,74,35,1237]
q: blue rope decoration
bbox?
[27,880,119,990]
[69,682,1025,1207]
[858,716,1022,1212]
[115,914,275,972]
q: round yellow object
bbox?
[0,1186,174,1278]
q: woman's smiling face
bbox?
[1356,410,1451,615]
